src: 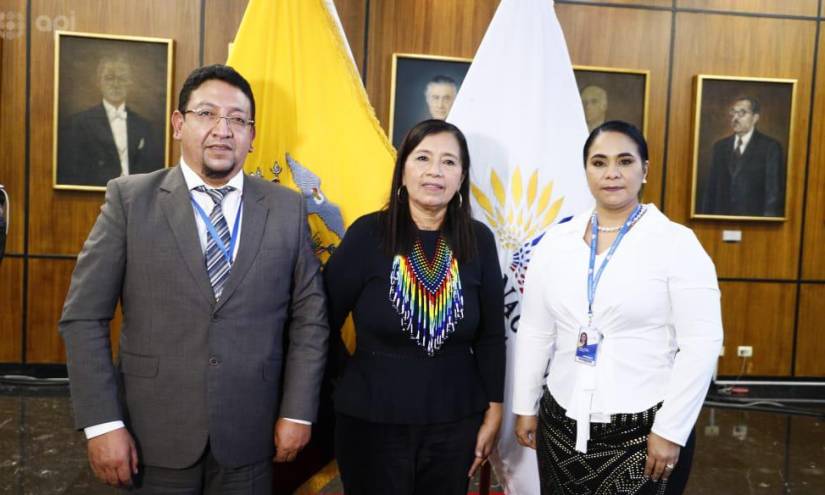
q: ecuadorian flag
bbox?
[228,0,394,354]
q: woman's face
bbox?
[402,132,464,214]
[584,131,647,211]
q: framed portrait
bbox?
[690,75,796,221]
[573,65,649,136]
[389,53,471,148]
[53,31,174,191]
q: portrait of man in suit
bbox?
[389,54,470,147]
[57,54,164,188]
[700,96,786,217]
[573,67,648,135]
[60,64,329,493]
[580,84,608,132]
[424,75,458,120]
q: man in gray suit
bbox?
[59,65,329,493]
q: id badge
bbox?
[574,326,602,366]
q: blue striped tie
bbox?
[195,185,235,300]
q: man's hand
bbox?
[273,418,311,463]
[515,415,538,449]
[87,427,138,487]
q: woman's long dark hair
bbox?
[382,119,477,262]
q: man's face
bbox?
[729,99,759,136]
[581,86,607,126]
[98,60,132,107]
[425,82,457,120]
[171,79,256,185]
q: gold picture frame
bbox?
[53,31,174,191]
[573,65,650,137]
[388,53,472,148]
[690,75,797,221]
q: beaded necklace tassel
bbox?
[389,236,464,355]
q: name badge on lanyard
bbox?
[574,204,643,366]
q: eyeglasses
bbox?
[184,109,254,131]
[728,109,753,118]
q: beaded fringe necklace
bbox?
[389,235,464,356]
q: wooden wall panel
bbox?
[556,4,671,206]
[0,258,23,362]
[561,0,672,7]
[334,0,368,75]
[27,0,201,256]
[26,259,72,363]
[665,13,815,279]
[365,0,500,133]
[203,0,247,66]
[716,282,795,376]
[25,258,123,363]
[0,0,26,254]
[801,22,825,280]
[203,0,367,76]
[676,0,818,17]
[795,284,825,376]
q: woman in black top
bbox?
[324,119,506,494]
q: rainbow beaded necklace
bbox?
[389,235,464,356]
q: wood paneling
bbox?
[562,0,672,7]
[557,4,671,206]
[203,0,247,66]
[801,22,825,280]
[676,0,818,17]
[0,0,26,254]
[334,0,368,76]
[26,259,72,363]
[795,284,825,376]
[717,282,795,376]
[0,258,23,362]
[25,258,122,363]
[27,0,200,256]
[365,0,500,133]
[665,13,815,279]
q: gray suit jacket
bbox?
[59,165,329,468]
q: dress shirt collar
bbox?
[179,158,245,195]
[102,99,127,122]
[735,127,755,151]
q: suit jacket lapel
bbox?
[215,175,269,312]
[90,105,119,161]
[158,167,216,304]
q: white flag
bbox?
[448,0,593,492]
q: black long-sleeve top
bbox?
[323,212,505,424]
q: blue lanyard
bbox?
[587,204,642,325]
[190,193,243,266]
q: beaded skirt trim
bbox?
[389,236,464,356]
[537,390,667,495]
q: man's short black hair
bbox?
[178,64,256,120]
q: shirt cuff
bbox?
[84,421,125,439]
[282,417,312,426]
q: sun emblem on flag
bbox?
[472,167,565,292]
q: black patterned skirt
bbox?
[536,389,693,495]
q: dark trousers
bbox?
[335,412,483,495]
[130,443,273,495]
